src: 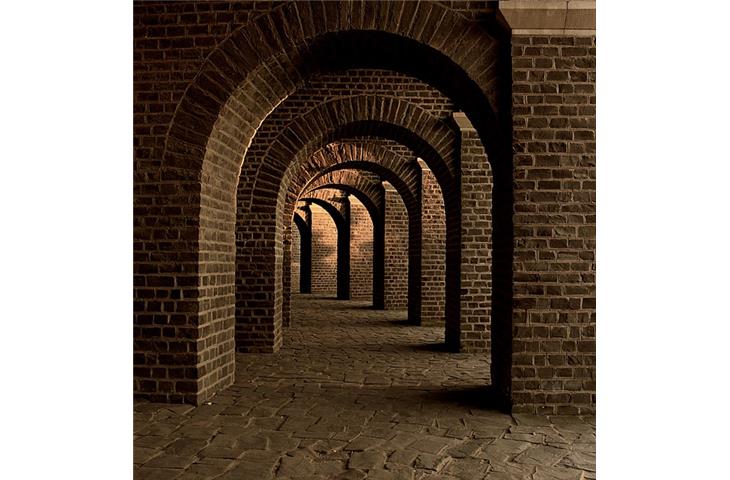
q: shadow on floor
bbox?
[422,385,507,411]
[411,342,450,352]
[387,318,413,327]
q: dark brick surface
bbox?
[511,35,596,415]
[133,1,595,415]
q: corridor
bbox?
[134,296,595,480]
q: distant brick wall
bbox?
[511,35,596,415]
[383,184,409,310]
[350,197,373,300]
[310,203,338,296]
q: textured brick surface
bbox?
[291,213,301,295]
[133,0,503,399]
[511,35,596,415]
[454,127,493,356]
[295,144,421,314]
[349,196,374,301]
[133,1,595,415]
[420,163,446,327]
[383,183,409,311]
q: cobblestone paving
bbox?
[134,295,596,479]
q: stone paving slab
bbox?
[134,296,595,479]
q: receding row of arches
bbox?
[292,169,434,315]
[134,1,513,409]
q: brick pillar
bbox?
[510,35,596,414]
[292,215,301,295]
[334,193,351,300]
[418,158,446,327]
[372,203,386,310]
[451,113,492,355]
[409,174,423,326]
[293,205,312,294]
[349,196,373,300]
[282,226,292,328]
[383,182,409,311]
[300,204,312,294]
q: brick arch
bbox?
[298,195,341,296]
[301,196,346,230]
[291,169,423,326]
[302,170,383,223]
[303,176,394,313]
[165,2,503,178]
[308,184,380,220]
[292,141,422,218]
[258,95,457,211]
[304,181,383,308]
[299,166,423,317]
[301,194,352,300]
[136,1,509,405]
[236,97,454,341]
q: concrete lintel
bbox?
[500,0,595,9]
[512,28,596,37]
[452,112,476,132]
[499,0,595,34]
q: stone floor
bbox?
[134,295,596,479]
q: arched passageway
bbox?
[134,0,596,423]
[134,1,511,407]
[134,2,597,478]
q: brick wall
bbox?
[383,183,409,310]
[349,196,373,300]
[310,202,338,296]
[511,35,596,414]
[420,162,446,326]
[240,70,455,175]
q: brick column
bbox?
[300,204,312,294]
[418,158,446,327]
[350,196,373,300]
[409,175,423,326]
[383,182,410,311]
[334,193,351,300]
[510,34,596,414]
[293,205,312,294]
[282,226,292,328]
[372,203,386,310]
[451,113,492,355]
